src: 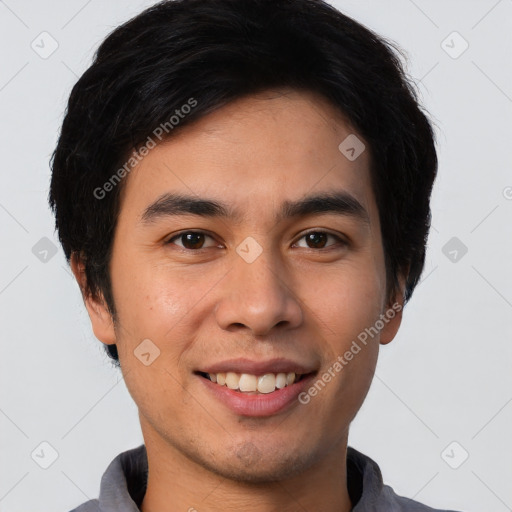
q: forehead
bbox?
[118,89,376,226]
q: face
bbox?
[76,89,403,483]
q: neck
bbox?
[140,427,352,512]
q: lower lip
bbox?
[197,373,316,417]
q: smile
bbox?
[198,371,305,394]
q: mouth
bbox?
[194,359,318,417]
[194,358,319,416]
[196,371,310,394]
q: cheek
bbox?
[110,260,224,376]
[315,274,382,417]
[111,261,190,334]
[305,256,385,340]
[111,270,195,414]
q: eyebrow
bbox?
[139,191,370,226]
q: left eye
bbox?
[293,231,345,249]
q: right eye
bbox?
[165,231,220,250]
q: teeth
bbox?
[225,372,240,390]
[205,371,299,393]
[275,373,287,389]
[257,374,276,394]
[239,373,258,392]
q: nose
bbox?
[214,246,303,337]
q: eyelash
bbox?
[165,230,348,251]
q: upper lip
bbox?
[198,358,318,376]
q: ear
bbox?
[70,252,117,346]
[379,273,406,346]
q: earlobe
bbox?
[379,275,406,346]
[70,252,117,346]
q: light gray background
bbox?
[0,1,511,511]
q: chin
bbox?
[197,441,318,484]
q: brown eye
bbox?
[305,232,328,248]
[294,231,346,249]
[167,231,217,250]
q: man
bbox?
[49,0,461,510]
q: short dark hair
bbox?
[49,0,438,367]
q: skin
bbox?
[72,89,404,512]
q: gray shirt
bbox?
[69,444,462,511]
